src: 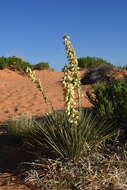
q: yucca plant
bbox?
[8,110,114,160]
[29,110,114,160]
[8,35,115,161]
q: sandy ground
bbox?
[0,69,91,123]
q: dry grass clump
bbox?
[19,144,127,190]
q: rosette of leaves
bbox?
[8,110,114,161]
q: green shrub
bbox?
[81,64,113,84]
[33,62,50,70]
[86,79,127,129]
[0,57,8,69]
[0,56,32,73]
[78,56,113,69]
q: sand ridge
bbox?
[0,69,91,122]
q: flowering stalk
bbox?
[26,67,54,112]
[63,35,81,126]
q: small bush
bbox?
[86,79,127,129]
[62,56,113,71]
[78,56,113,69]
[0,56,32,73]
[0,57,8,69]
[0,62,7,69]
[33,62,50,70]
[81,64,113,84]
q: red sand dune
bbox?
[0,69,91,123]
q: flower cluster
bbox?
[63,35,81,126]
[26,67,54,112]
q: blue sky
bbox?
[0,0,127,71]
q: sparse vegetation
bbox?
[0,56,53,73]
[0,56,32,73]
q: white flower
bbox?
[63,35,81,126]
